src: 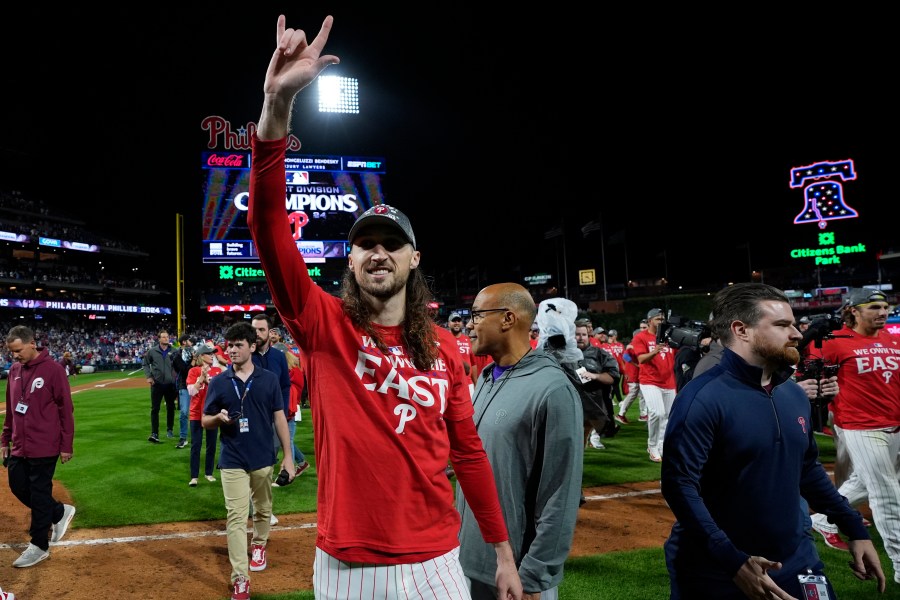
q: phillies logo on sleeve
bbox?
[798,416,807,434]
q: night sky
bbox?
[4,6,896,300]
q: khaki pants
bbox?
[221,466,274,583]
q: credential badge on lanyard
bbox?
[798,571,830,599]
[231,378,252,433]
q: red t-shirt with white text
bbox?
[248,136,507,563]
[821,326,900,430]
[630,330,676,389]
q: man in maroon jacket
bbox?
[1,325,76,568]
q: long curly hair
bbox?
[339,267,439,371]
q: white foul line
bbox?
[0,489,662,551]
[583,488,661,502]
[0,523,319,551]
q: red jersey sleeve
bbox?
[446,417,508,543]
[248,135,313,324]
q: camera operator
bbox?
[673,332,713,392]
[794,314,842,433]
[632,308,676,463]
[792,369,844,549]
[807,289,900,580]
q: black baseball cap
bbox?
[844,288,888,308]
[348,204,416,249]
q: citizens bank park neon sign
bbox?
[788,159,867,266]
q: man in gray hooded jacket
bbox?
[458,282,584,600]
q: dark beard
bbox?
[753,338,800,369]
[359,273,408,300]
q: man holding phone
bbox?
[202,321,295,599]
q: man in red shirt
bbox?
[447,311,474,379]
[810,289,900,579]
[615,329,647,424]
[591,326,606,349]
[246,14,521,600]
[605,329,626,410]
[469,317,495,384]
[631,309,677,462]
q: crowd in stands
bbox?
[0,259,161,292]
[0,320,270,373]
[200,283,272,307]
[0,187,143,252]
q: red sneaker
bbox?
[231,575,250,600]
[812,523,849,551]
[614,414,630,425]
[249,544,267,571]
[638,414,649,422]
[295,461,310,477]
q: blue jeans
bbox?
[190,420,218,478]
[177,388,190,441]
[274,419,305,464]
[288,419,305,464]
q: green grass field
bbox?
[1,372,895,599]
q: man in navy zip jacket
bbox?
[661,283,884,599]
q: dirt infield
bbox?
[0,376,676,599]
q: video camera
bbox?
[656,315,712,351]
[798,358,839,381]
[798,357,839,433]
[798,313,844,352]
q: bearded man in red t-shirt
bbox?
[246,14,521,600]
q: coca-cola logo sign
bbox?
[205,153,247,167]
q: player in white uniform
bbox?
[810,289,900,582]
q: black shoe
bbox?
[176,439,187,449]
[148,434,161,444]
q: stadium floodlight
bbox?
[318,75,359,114]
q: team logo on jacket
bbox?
[30,378,45,394]
[798,416,807,434]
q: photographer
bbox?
[673,333,713,392]
[656,315,712,393]
[809,289,900,580]
[796,312,851,486]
